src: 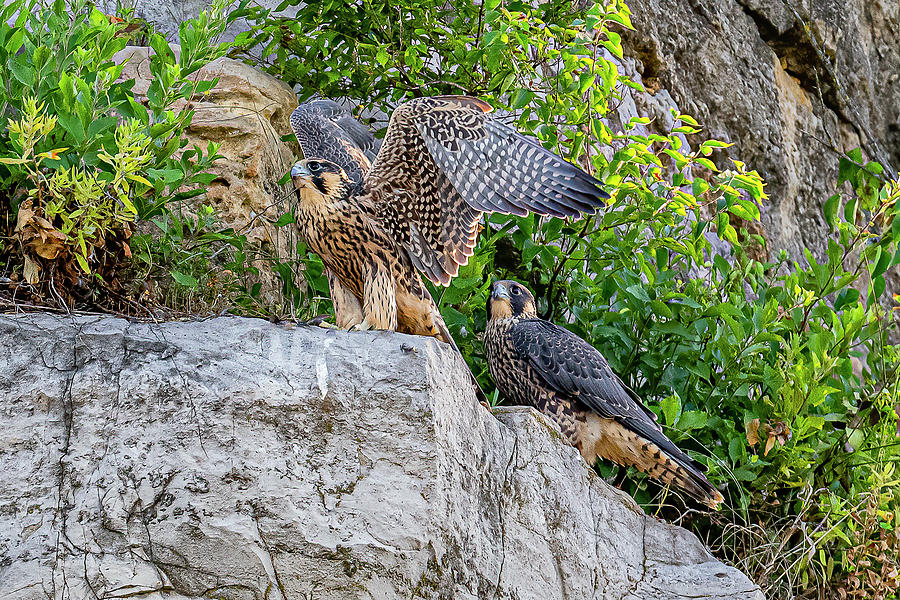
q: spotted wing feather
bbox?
[365,96,609,285]
[509,318,709,475]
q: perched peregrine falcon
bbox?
[289,96,608,342]
[484,280,724,509]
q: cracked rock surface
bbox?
[0,314,763,600]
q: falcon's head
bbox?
[291,159,351,203]
[487,280,537,321]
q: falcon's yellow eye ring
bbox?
[307,161,322,173]
[511,286,521,296]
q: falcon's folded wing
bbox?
[509,318,709,476]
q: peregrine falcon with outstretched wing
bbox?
[484,280,724,509]
[289,96,608,344]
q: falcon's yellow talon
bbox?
[350,319,373,332]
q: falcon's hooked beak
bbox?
[491,282,509,300]
[291,162,314,190]
[291,159,348,201]
[487,279,537,321]
[291,162,312,178]
[487,280,513,321]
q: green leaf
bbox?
[510,88,534,109]
[823,193,840,229]
[522,239,540,263]
[624,283,650,305]
[677,410,708,431]
[126,174,153,187]
[833,288,859,311]
[713,254,730,276]
[871,274,886,300]
[732,466,758,481]
[728,436,744,462]
[4,27,24,52]
[171,270,199,288]
[723,223,738,245]
[694,157,718,171]
[692,178,709,197]
[58,71,75,111]
[150,33,175,65]
[872,246,892,279]
[660,395,680,426]
[32,45,51,74]
[275,212,296,227]
[8,54,34,86]
[838,156,860,185]
[74,252,91,274]
[147,168,185,184]
[843,194,858,224]
[650,300,673,318]
[57,113,85,144]
[728,202,756,221]
[87,117,118,139]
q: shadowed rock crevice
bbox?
[0,314,762,599]
[736,1,840,114]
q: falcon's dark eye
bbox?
[307,161,322,173]
[511,286,521,296]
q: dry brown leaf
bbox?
[764,434,776,456]
[770,420,791,448]
[32,215,54,231]
[15,200,68,260]
[14,200,35,232]
[746,418,760,447]
[29,230,67,259]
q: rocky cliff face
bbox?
[620,0,899,268]
[0,314,762,600]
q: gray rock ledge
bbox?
[0,314,763,600]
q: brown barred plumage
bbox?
[289,96,607,342]
[483,280,724,509]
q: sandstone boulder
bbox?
[115,46,301,303]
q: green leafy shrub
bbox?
[238,0,900,596]
[0,0,241,309]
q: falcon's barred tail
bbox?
[586,417,724,509]
[642,443,724,510]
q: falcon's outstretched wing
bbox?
[364,96,609,285]
[509,318,709,475]
[290,100,378,185]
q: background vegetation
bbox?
[1,0,898,597]
[0,0,264,315]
